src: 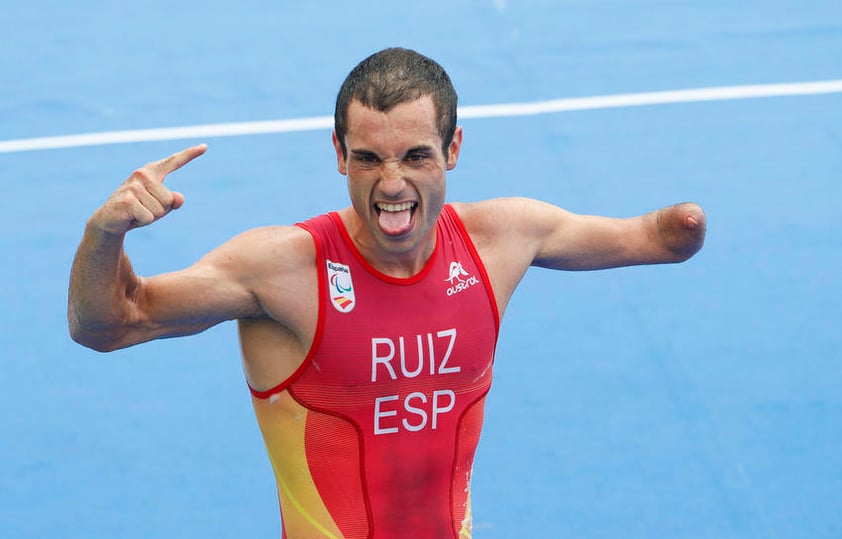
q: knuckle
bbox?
[151,204,168,219]
[134,212,154,226]
[132,166,154,181]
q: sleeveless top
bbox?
[249,204,499,539]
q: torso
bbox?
[238,201,531,394]
[241,204,501,538]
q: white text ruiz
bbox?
[371,328,460,435]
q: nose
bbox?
[378,159,405,194]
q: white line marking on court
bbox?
[1,79,841,154]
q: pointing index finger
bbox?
[151,143,208,178]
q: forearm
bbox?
[68,144,213,351]
[67,221,140,350]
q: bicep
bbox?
[120,246,262,347]
[498,198,662,271]
[141,262,259,333]
[533,211,653,270]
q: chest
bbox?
[290,249,497,437]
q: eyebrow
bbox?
[349,145,436,158]
[405,145,435,155]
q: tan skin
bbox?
[68,95,706,393]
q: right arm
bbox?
[68,227,263,352]
[67,145,262,352]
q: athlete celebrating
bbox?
[68,47,706,538]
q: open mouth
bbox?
[375,201,418,236]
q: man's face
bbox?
[333,96,462,260]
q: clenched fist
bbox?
[91,144,207,235]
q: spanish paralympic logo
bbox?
[327,260,355,313]
[331,273,352,294]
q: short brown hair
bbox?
[334,48,458,158]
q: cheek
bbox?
[423,172,448,207]
[346,176,373,208]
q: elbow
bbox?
[67,316,125,353]
[69,327,119,353]
[78,339,122,354]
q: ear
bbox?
[445,126,463,171]
[332,130,347,175]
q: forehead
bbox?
[345,96,442,152]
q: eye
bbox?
[404,152,429,166]
[353,152,380,167]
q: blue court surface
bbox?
[2,1,841,538]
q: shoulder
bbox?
[447,198,559,316]
[448,199,509,236]
[206,224,321,325]
[227,224,314,253]
[451,197,567,222]
[199,224,316,280]
[449,197,570,244]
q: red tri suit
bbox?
[249,204,500,539]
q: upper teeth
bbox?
[377,202,415,212]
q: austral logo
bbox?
[445,261,479,297]
[327,260,355,313]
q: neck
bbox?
[338,207,437,279]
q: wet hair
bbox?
[334,47,458,158]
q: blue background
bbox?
[2,1,841,537]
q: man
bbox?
[69,48,705,538]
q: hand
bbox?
[657,202,707,260]
[91,144,207,235]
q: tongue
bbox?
[378,209,412,235]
